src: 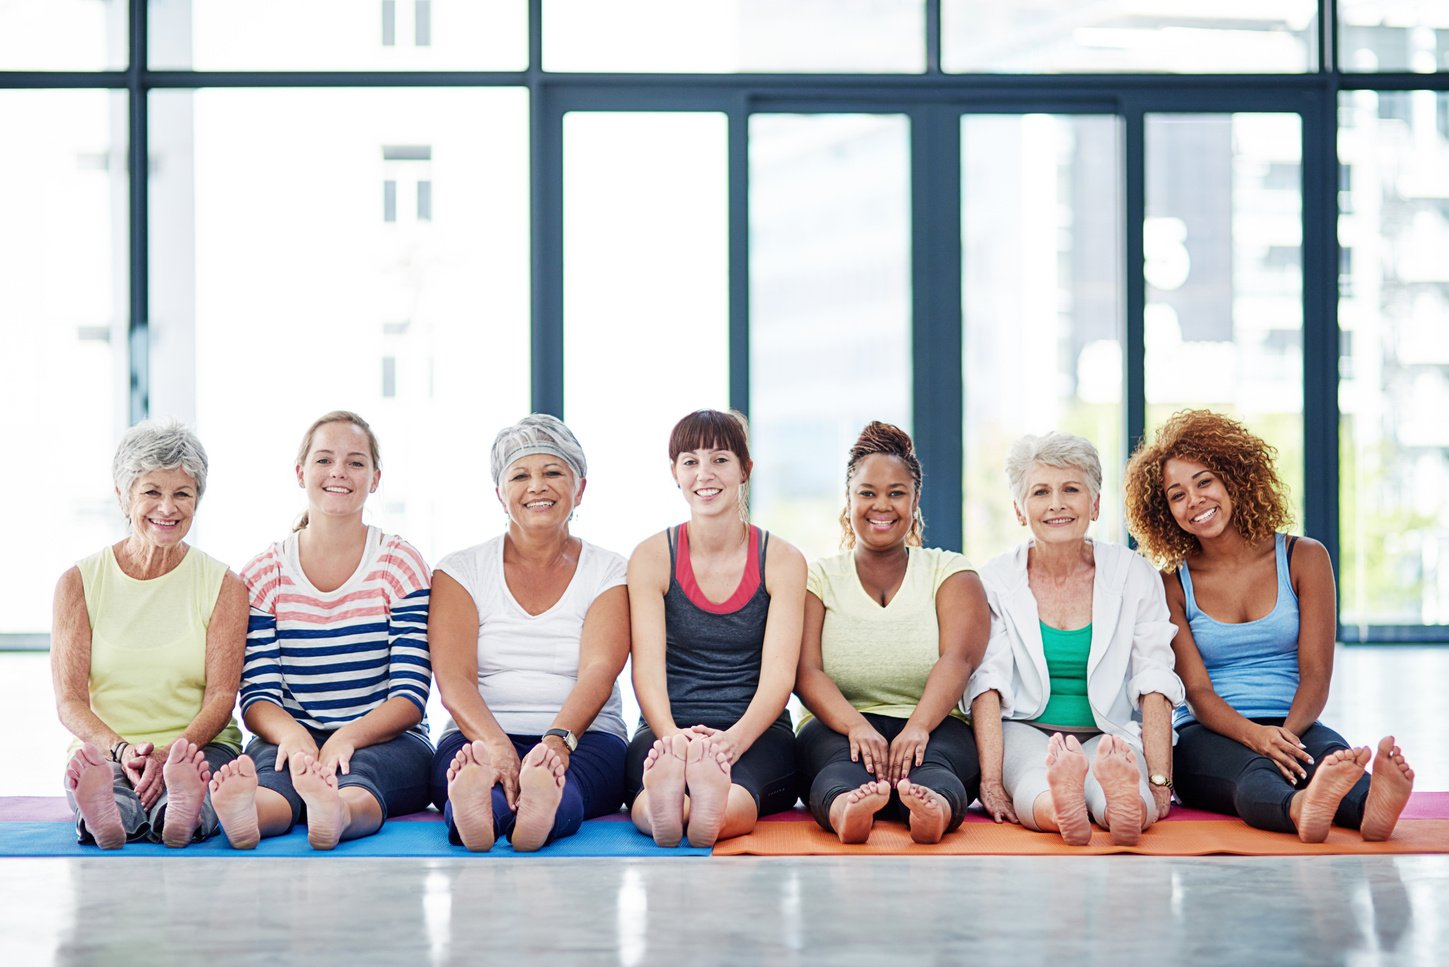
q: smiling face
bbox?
[296,421,381,521]
[122,466,198,548]
[498,452,583,531]
[1017,462,1099,545]
[1161,456,1235,540]
[673,447,747,518]
[848,453,918,553]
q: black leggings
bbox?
[624,721,798,816]
[1174,718,1369,834]
[796,714,980,833]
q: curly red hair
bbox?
[1124,409,1291,568]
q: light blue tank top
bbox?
[1174,533,1300,729]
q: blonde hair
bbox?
[293,410,381,532]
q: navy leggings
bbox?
[1174,718,1369,834]
[796,714,980,833]
[247,726,433,827]
[431,729,627,846]
[624,721,799,816]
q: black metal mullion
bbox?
[911,104,964,553]
[127,0,148,424]
[529,1,563,418]
[728,94,750,416]
[1123,107,1146,462]
[926,0,942,75]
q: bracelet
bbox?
[108,740,130,763]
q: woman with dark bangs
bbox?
[625,409,806,847]
[1124,409,1414,842]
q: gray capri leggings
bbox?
[246,726,433,827]
[1001,721,1158,831]
[66,742,238,845]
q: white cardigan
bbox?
[965,539,1184,745]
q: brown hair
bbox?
[668,409,753,519]
[839,421,925,549]
[1124,409,1291,568]
[293,410,381,532]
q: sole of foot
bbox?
[510,745,566,853]
[1093,736,1146,847]
[684,739,731,848]
[293,756,346,851]
[161,741,209,848]
[1045,733,1093,847]
[832,780,890,845]
[898,779,951,845]
[449,740,497,853]
[1296,746,1371,844]
[68,744,125,850]
[210,755,261,850]
[1361,736,1415,842]
[642,733,688,848]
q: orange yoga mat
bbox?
[713,818,1449,857]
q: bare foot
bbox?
[160,741,210,848]
[642,733,689,847]
[898,779,951,845]
[828,779,890,844]
[447,740,498,853]
[293,754,347,851]
[1045,733,1092,846]
[684,738,732,848]
[210,755,261,849]
[67,744,125,850]
[511,745,567,852]
[1361,736,1415,842]
[1093,736,1145,846]
[1295,746,1371,843]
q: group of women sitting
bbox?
[54,406,1416,853]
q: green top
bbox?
[1036,621,1094,730]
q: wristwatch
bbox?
[543,728,578,752]
[1148,773,1173,790]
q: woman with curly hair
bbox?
[794,422,990,844]
[1124,409,1414,842]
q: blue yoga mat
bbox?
[0,819,712,858]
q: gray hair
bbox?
[490,414,587,485]
[1004,432,1103,509]
[112,417,209,516]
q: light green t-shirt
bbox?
[803,547,975,727]
[74,545,243,755]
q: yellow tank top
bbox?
[74,544,243,753]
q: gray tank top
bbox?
[659,524,790,731]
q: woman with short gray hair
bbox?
[967,431,1183,846]
[53,418,246,849]
[429,414,631,851]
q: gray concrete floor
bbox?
[3,647,1447,965]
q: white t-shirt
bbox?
[437,535,628,740]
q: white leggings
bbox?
[1001,722,1158,831]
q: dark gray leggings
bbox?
[246,727,433,827]
[796,714,980,833]
[1174,718,1369,834]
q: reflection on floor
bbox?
[3,647,1447,965]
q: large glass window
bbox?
[544,0,924,73]
[149,88,530,573]
[148,0,526,71]
[0,91,128,635]
[748,114,912,562]
[1340,1,1449,73]
[943,0,1317,74]
[562,112,729,561]
[962,114,1125,563]
[1339,91,1449,628]
[1144,113,1305,526]
[0,0,124,70]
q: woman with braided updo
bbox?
[1125,409,1414,843]
[794,421,990,844]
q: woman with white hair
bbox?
[53,418,246,849]
[209,411,432,850]
[429,414,630,851]
[967,432,1183,846]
